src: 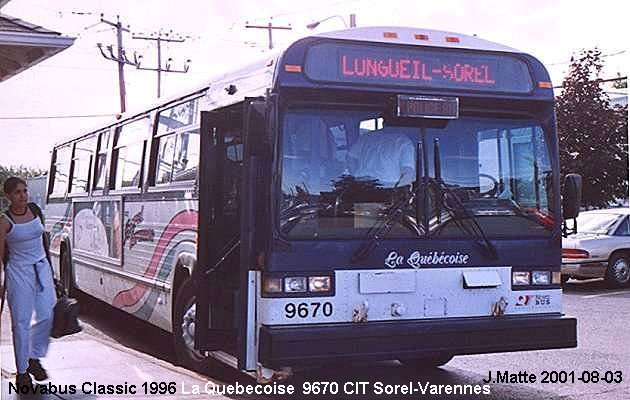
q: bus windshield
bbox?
[279,108,555,240]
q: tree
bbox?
[0,165,45,207]
[556,49,628,208]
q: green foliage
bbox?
[556,49,629,208]
[0,165,45,206]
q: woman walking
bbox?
[0,177,55,387]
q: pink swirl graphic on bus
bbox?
[112,209,197,308]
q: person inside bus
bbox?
[347,128,416,187]
[289,119,345,194]
[0,177,55,389]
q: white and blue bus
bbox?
[44,27,579,380]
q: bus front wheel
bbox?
[399,354,454,369]
[173,277,211,373]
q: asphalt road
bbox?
[76,278,630,400]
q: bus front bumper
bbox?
[258,315,577,368]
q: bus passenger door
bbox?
[194,109,242,353]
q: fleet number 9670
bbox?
[284,302,333,319]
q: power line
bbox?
[0,114,116,120]
[553,75,628,89]
[548,50,627,66]
[132,31,191,98]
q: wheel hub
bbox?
[181,304,197,351]
[613,259,630,283]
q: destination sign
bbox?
[304,43,533,93]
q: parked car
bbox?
[562,208,630,287]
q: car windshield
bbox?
[576,213,621,234]
[279,108,555,239]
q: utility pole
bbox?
[245,21,292,50]
[132,32,191,98]
[350,14,357,28]
[97,15,134,114]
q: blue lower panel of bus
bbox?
[258,315,576,368]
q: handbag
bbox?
[0,203,82,338]
[50,291,82,338]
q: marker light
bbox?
[562,249,590,259]
[532,271,551,285]
[262,277,283,294]
[284,64,302,73]
[512,271,531,286]
[414,34,429,40]
[445,36,460,43]
[284,277,307,293]
[383,31,398,39]
[308,276,332,292]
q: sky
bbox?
[0,0,628,169]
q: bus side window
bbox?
[155,133,177,184]
[50,144,72,197]
[153,97,201,185]
[70,136,96,193]
[94,130,111,190]
[172,130,200,182]
[112,117,151,190]
[154,129,200,184]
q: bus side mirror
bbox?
[562,174,582,220]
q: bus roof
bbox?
[54,27,542,147]
[313,27,520,53]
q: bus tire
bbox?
[399,354,454,369]
[605,254,630,288]
[60,249,76,296]
[173,277,211,373]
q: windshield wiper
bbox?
[350,186,421,263]
[430,138,498,260]
[280,184,331,233]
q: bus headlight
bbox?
[284,277,307,293]
[512,271,530,285]
[552,271,562,284]
[532,271,551,285]
[262,277,283,294]
[308,276,331,292]
[262,274,334,297]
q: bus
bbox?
[44,27,579,381]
